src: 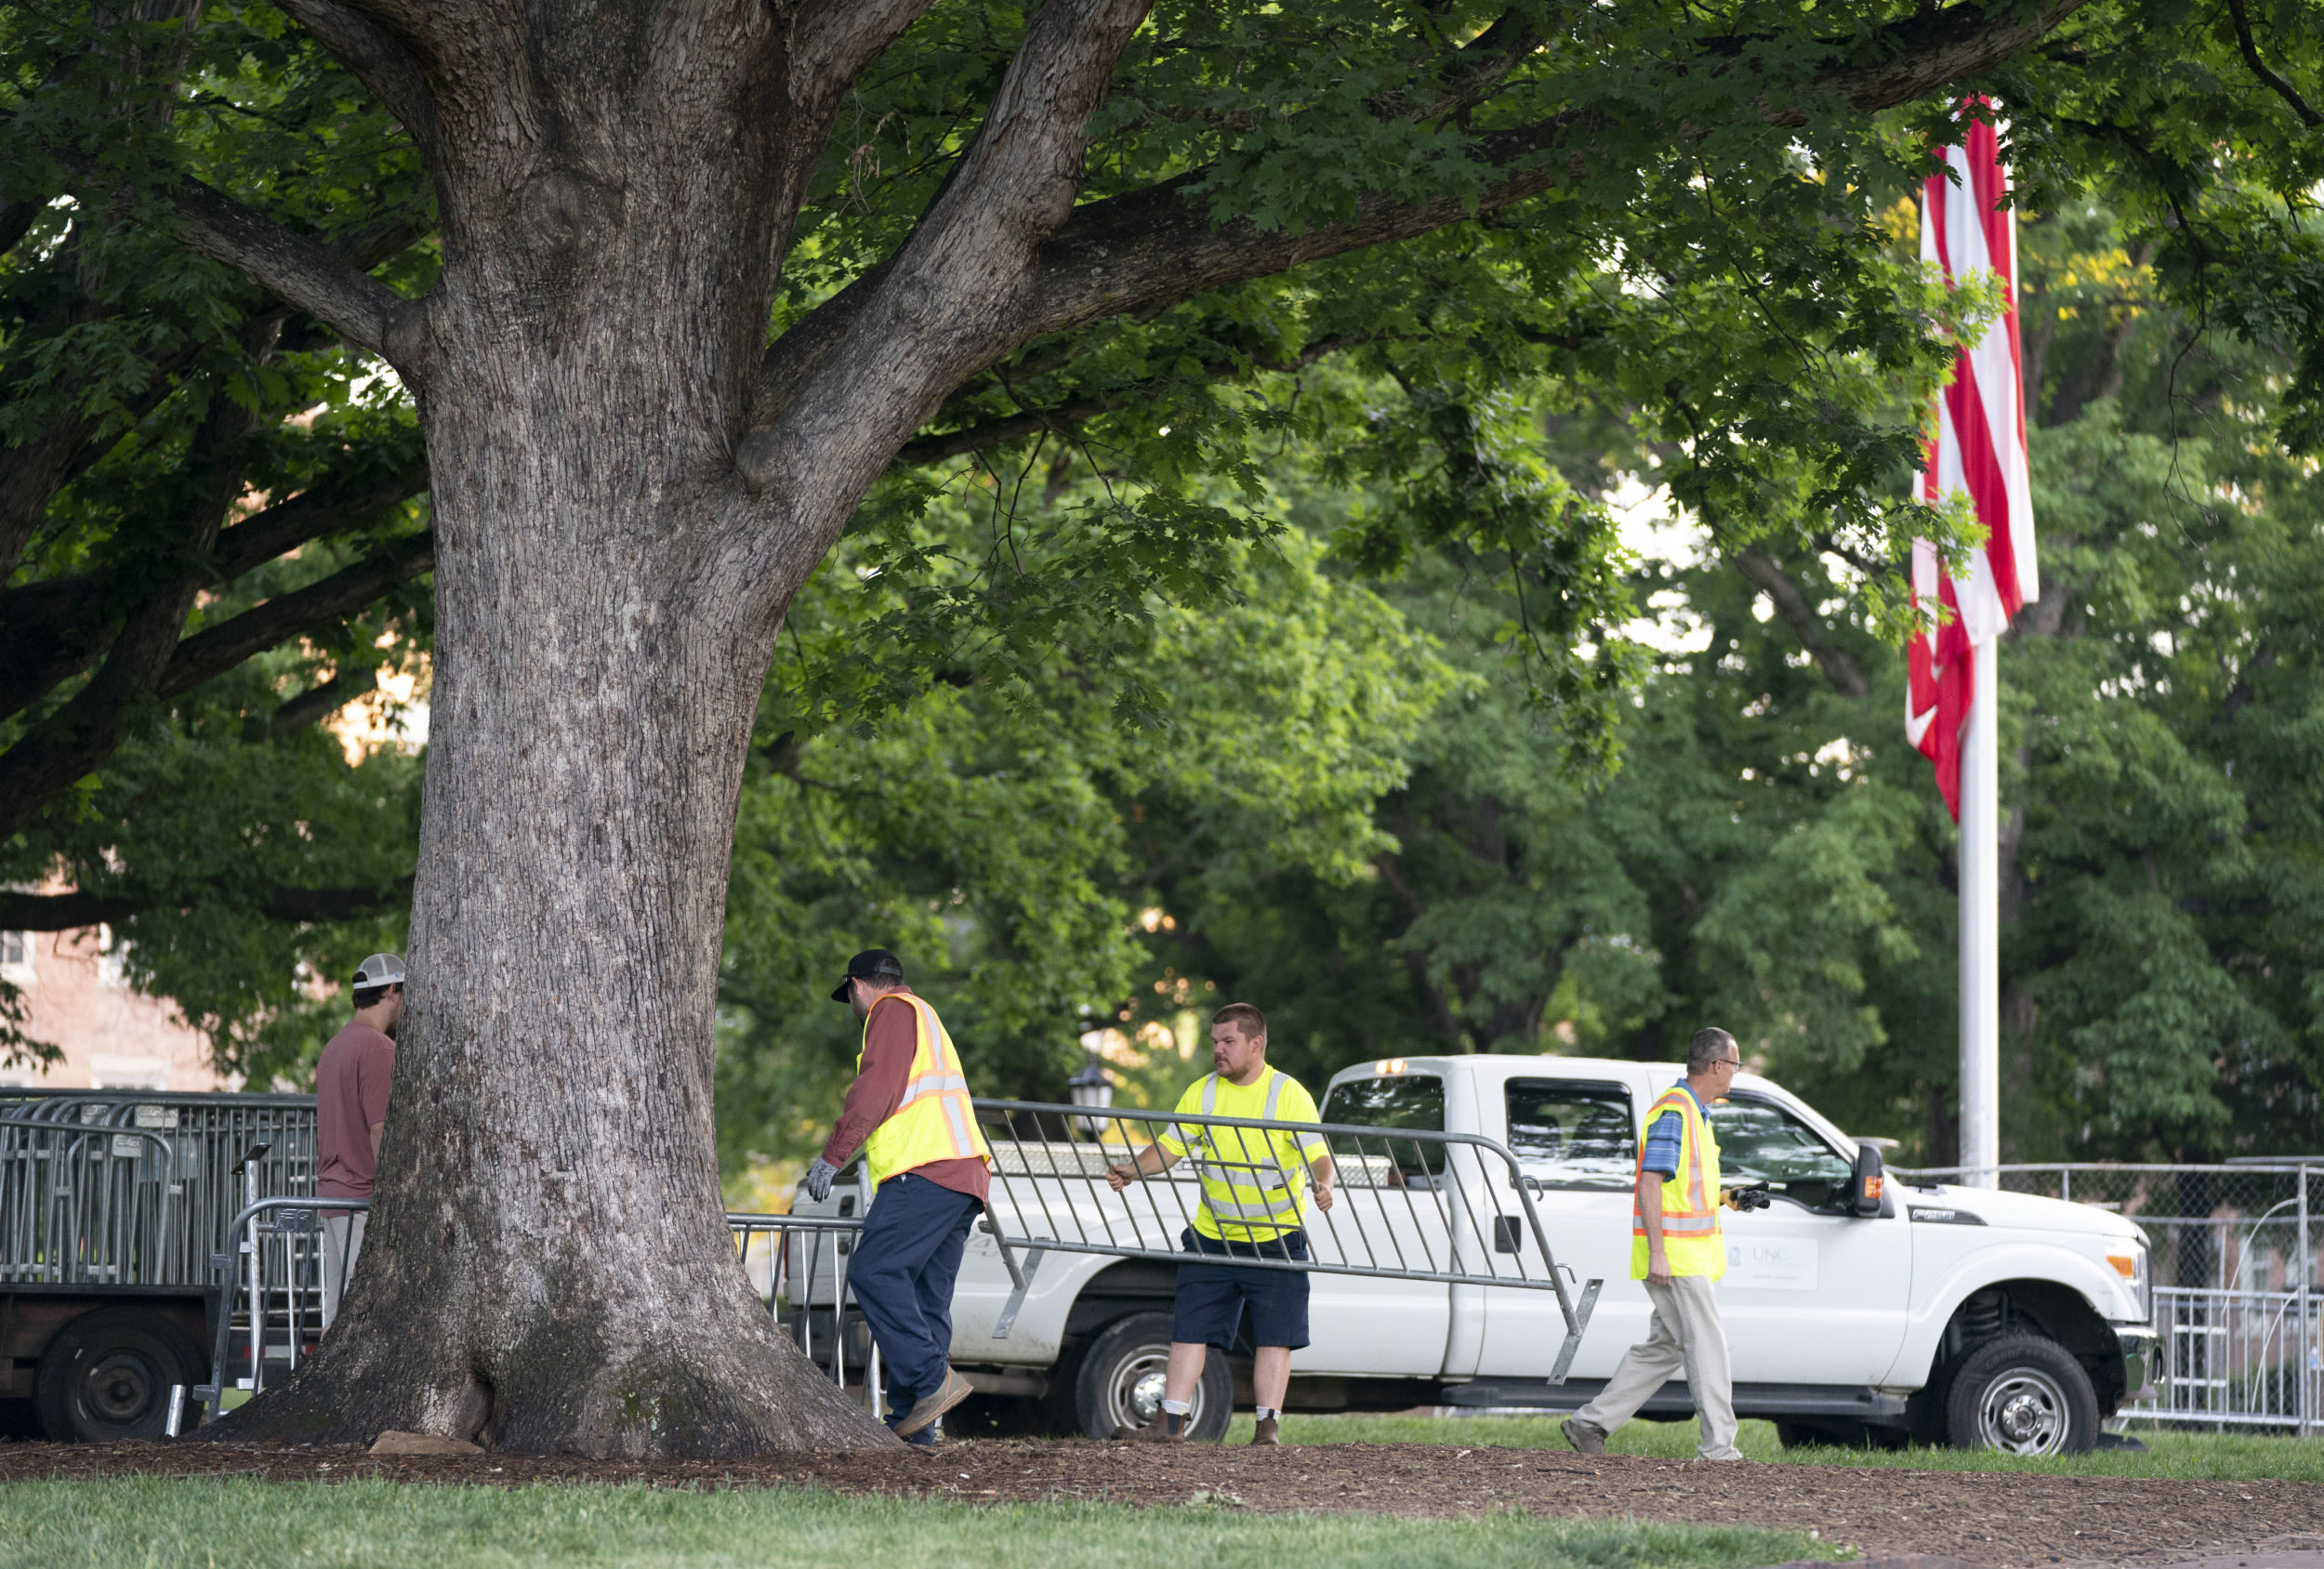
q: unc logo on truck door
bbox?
[1724,1236,1817,1290]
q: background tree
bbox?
[1104,193,2324,1168]
[7,0,2322,1456]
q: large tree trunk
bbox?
[218,12,892,1456]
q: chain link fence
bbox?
[1899,1162,2321,1433]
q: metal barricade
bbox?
[973,1098,1603,1381]
[1,1090,319,1287]
[1897,1161,2320,1433]
[192,1193,366,1423]
[726,1211,892,1412]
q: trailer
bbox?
[1,1089,320,1440]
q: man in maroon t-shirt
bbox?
[316,952,403,1327]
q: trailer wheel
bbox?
[1943,1333,2098,1456]
[1074,1312,1231,1441]
[35,1308,205,1443]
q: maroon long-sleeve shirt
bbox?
[820,988,989,1204]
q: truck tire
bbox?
[1942,1333,2098,1456]
[35,1307,206,1443]
[1073,1312,1231,1442]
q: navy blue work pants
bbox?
[850,1170,981,1420]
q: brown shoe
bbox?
[1561,1417,1606,1456]
[1250,1416,1280,1446]
[1115,1416,1186,1442]
[892,1368,973,1437]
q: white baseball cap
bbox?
[352,953,406,989]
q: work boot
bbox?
[1561,1417,1606,1456]
[892,1367,973,1437]
[1250,1417,1280,1446]
[891,1417,940,1450]
[1116,1412,1186,1442]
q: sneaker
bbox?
[1116,1414,1186,1442]
[1250,1417,1280,1446]
[1561,1417,1606,1456]
[892,1368,973,1437]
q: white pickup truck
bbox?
[792,1053,2156,1456]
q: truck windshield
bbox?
[1506,1080,1635,1191]
[1706,1093,1855,1211]
[1320,1075,1446,1180]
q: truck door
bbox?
[1705,1091,1910,1386]
[1300,1072,1455,1378]
[1474,1076,1647,1380]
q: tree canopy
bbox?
[7,0,2320,1129]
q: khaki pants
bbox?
[1571,1273,1739,1459]
[321,1211,367,1329]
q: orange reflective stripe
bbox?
[1631,1088,1716,1233]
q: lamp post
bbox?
[1067,1051,1114,1139]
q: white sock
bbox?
[1160,1399,1191,1417]
[1254,1405,1279,1422]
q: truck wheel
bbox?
[1074,1312,1231,1442]
[35,1308,205,1444]
[1942,1333,2098,1456]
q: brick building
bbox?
[0,925,233,1092]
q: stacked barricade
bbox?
[1897,1161,2321,1433]
[1,1090,317,1288]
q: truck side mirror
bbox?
[1852,1142,1885,1217]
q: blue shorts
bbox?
[1172,1227,1311,1351]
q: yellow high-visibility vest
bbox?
[859,994,992,1187]
[1162,1069,1326,1245]
[1630,1086,1724,1280]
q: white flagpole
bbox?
[1959,637,2000,1187]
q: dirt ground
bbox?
[4,1436,2320,1567]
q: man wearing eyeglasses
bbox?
[1562,1027,1750,1462]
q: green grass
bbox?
[0,1476,1839,1569]
[1222,1413,2324,1481]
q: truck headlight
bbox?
[2106,1243,2150,1319]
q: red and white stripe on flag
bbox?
[1908,108,2040,819]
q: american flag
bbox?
[1907,111,2040,818]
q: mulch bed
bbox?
[5,1436,2321,1567]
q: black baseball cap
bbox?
[831,948,905,1003]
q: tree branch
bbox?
[0,875,415,932]
[248,666,381,741]
[158,533,435,700]
[2225,0,2323,127]
[1401,8,1546,123]
[169,179,419,362]
[1732,549,1870,699]
[792,0,944,109]
[270,0,444,148]
[737,0,1155,494]
[0,457,429,721]
[1015,0,2089,345]
[895,334,1370,464]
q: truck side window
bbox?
[1705,1093,1855,1211]
[1506,1080,1635,1191]
[1320,1075,1446,1180]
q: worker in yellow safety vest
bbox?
[1105,1002,1335,1447]
[1562,1027,1752,1462]
[803,950,991,1446]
